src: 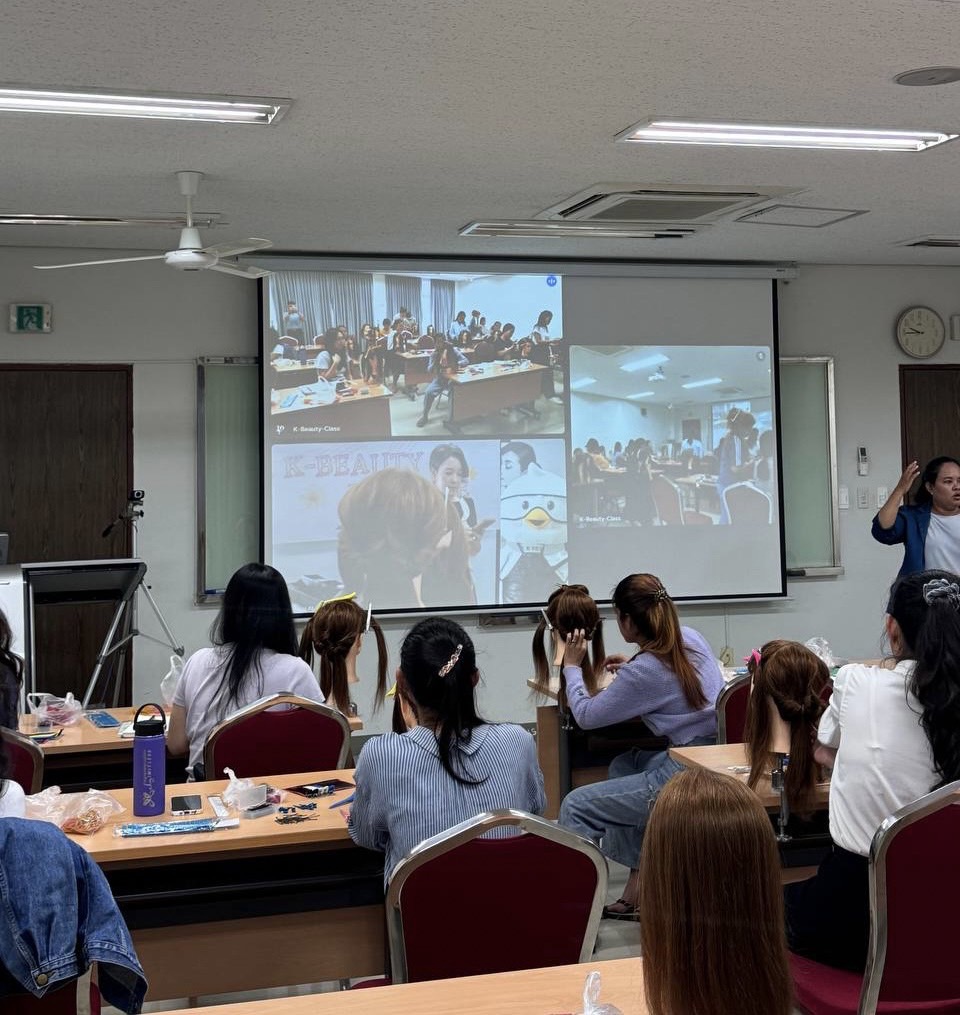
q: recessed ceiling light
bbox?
[616,118,957,152]
[894,67,960,87]
[627,391,655,399]
[681,377,723,389]
[0,85,290,124]
[570,376,598,390]
[621,353,669,372]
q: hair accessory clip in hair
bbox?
[438,643,463,678]
[744,648,762,668]
[654,584,668,602]
[922,578,960,610]
[540,607,553,631]
[316,592,357,610]
[365,603,372,633]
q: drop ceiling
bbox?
[3,0,960,264]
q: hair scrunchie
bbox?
[922,578,960,611]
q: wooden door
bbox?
[0,365,133,700]
[900,366,960,503]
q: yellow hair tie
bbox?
[386,681,397,698]
[315,591,357,610]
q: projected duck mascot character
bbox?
[499,463,568,604]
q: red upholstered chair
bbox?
[385,810,606,984]
[1,728,43,793]
[202,693,351,779]
[5,980,100,1014]
[652,475,712,525]
[722,481,774,525]
[716,675,750,744]
[791,779,960,1015]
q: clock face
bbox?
[895,306,945,358]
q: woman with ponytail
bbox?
[558,573,723,918]
[348,617,545,882]
[744,640,830,818]
[530,584,605,699]
[298,594,388,716]
[786,569,960,970]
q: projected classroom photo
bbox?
[567,344,777,529]
[271,440,502,612]
[265,270,566,441]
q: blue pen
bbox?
[329,792,355,809]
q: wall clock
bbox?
[895,306,945,358]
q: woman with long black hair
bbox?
[348,617,544,881]
[167,563,323,778]
[786,568,960,969]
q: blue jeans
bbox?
[558,736,715,867]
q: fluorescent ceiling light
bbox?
[0,85,290,124]
[621,353,669,372]
[617,118,957,152]
[570,376,598,390]
[627,391,655,399]
[0,213,221,227]
[682,377,723,389]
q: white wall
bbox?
[3,253,960,733]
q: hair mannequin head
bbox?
[531,584,605,697]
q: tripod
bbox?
[82,491,184,708]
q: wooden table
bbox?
[446,362,548,430]
[20,707,363,791]
[669,742,830,810]
[270,381,391,439]
[75,770,384,1000]
[158,957,647,1014]
[396,350,432,387]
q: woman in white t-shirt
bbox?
[168,564,323,778]
[785,568,960,970]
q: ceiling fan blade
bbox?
[201,237,273,258]
[208,261,273,279]
[35,254,166,270]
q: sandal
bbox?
[602,898,638,921]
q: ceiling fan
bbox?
[34,171,272,279]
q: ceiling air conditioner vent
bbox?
[537,184,801,225]
[898,235,960,248]
[459,220,698,239]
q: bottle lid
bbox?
[133,702,166,736]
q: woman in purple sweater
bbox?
[558,572,724,918]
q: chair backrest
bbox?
[386,810,606,984]
[722,482,773,525]
[4,980,100,1014]
[651,475,684,525]
[278,336,300,350]
[860,779,960,1013]
[1,728,43,793]
[716,675,750,744]
[202,693,351,778]
[416,335,436,350]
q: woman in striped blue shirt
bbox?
[348,617,546,882]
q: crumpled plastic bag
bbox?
[576,970,624,1015]
[804,637,839,668]
[159,654,184,707]
[25,786,125,835]
[26,691,84,726]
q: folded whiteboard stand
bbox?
[21,559,184,707]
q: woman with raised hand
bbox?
[167,563,323,779]
[348,617,545,882]
[785,568,960,970]
[640,768,793,1015]
[558,573,723,919]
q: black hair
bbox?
[887,569,960,787]
[398,617,485,785]
[535,310,553,328]
[210,563,299,716]
[501,441,537,471]
[915,457,960,507]
[429,444,468,476]
[0,609,23,731]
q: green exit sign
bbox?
[9,303,52,333]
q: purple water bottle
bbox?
[133,703,166,817]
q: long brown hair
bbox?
[299,598,388,714]
[531,584,605,697]
[744,640,828,817]
[640,768,793,1015]
[612,573,706,709]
